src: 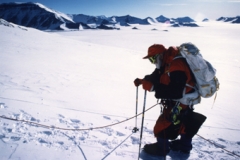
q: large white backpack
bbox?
[179,43,220,101]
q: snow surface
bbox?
[0,21,240,160]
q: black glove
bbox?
[134,78,142,87]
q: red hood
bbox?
[163,46,180,65]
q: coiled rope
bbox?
[0,103,240,159]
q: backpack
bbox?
[178,43,220,100]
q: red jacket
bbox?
[143,46,195,101]
[142,46,197,137]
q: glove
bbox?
[141,80,153,91]
[171,106,182,125]
[134,78,142,87]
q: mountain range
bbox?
[0,2,239,31]
[217,16,240,23]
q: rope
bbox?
[1,104,240,158]
[0,103,159,131]
[196,134,240,158]
[101,132,134,160]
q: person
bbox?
[134,44,206,156]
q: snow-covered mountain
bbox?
[0,2,79,30]
[202,18,209,22]
[69,14,114,25]
[172,16,195,23]
[156,15,195,23]
[69,14,154,26]
[217,16,240,23]
[0,2,238,31]
[0,18,27,31]
[0,2,153,30]
[110,15,152,26]
[156,15,171,23]
[155,15,198,27]
[0,2,200,31]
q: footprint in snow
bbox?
[58,114,65,118]
[58,118,66,124]
[116,131,125,136]
[42,131,52,136]
[30,117,39,122]
[218,138,226,142]
[38,138,48,144]
[69,119,80,123]
[99,140,112,149]
[5,128,12,133]
[103,116,111,120]
[214,142,226,148]
[13,110,40,122]
[0,134,5,139]
[12,113,20,119]
[57,141,64,145]
[0,103,6,108]
[131,136,139,145]
[11,136,21,141]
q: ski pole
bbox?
[132,87,139,133]
[138,90,147,160]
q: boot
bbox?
[170,134,192,153]
[144,137,170,156]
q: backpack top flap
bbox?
[179,43,216,82]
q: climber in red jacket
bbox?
[134,44,206,156]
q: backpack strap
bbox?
[171,56,201,106]
[173,55,183,60]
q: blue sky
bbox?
[1,0,240,20]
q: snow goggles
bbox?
[149,55,158,64]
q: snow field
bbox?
[1,21,240,159]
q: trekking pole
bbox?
[138,90,147,160]
[132,87,139,133]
